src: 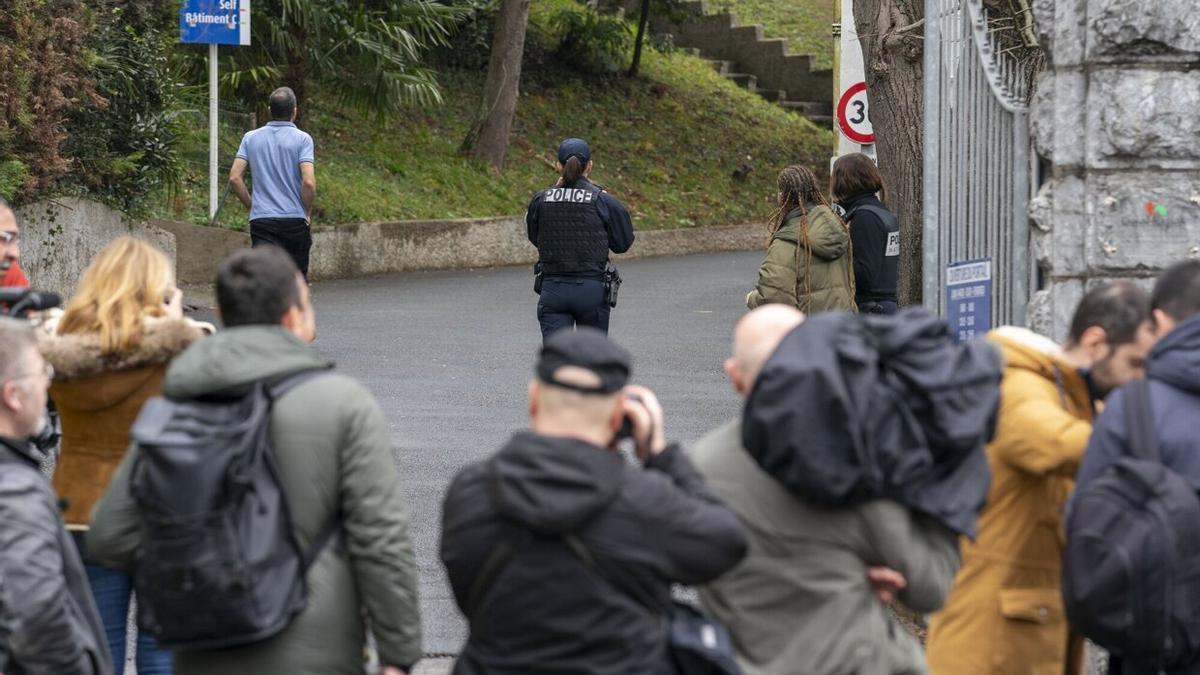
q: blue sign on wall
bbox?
[180,0,251,46]
[946,258,992,342]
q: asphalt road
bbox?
[299,250,762,656]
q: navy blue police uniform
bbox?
[526,174,634,340]
[841,192,900,314]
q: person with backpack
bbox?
[832,153,899,314]
[693,305,963,675]
[439,328,748,675]
[38,237,209,675]
[746,165,856,314]
[1067,260,1200,674]
[87,246,422,675]
[0,318,112,675]
[925,282,1157,675]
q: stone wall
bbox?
[1028,0,1200,340]
[15,198,175,297]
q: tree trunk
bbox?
[852,0,924,305]
[285,27,310,126]
[627,0,652,77]
[463,0,531,173]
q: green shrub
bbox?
[551,5,632,74]
[0,161,27,203]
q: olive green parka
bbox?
[746,204,857,314]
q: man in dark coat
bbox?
[440,328,748,675]
[0,318,112,675]
[1074,262,1200,674]
[1077,260,1200,489]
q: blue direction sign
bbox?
[180,0,251,46]
[946,258,992,342]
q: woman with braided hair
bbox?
[746,165,857,314]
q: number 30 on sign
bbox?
[837,81,875,145]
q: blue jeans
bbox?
[85,564,173,675]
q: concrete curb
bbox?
[166,216,768,286]
[16,199,768,297]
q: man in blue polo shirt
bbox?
[229,87,317,277]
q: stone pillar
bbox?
[1027,0,1200,340]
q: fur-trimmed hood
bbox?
[40,317,208,382]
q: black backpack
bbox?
[127,369,337,650]
[1063,379,1200,670]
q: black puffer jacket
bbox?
[742,307,1002,537]
[0,438,112,675]
[440,432,747,675]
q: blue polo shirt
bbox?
[236,121,315,221]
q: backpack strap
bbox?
[268,366,334,401]
[1123,379,1159,462]
[465,524,531,628]
[267,366,340,570]
[564,533,661,613]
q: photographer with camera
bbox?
[440,328,748,674]
[0,317,113,675]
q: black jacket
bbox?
[742,308,1002,538]
[0,438,112,675]
[440,432,747,675]
[1076,315,1200,674]
[840,192,899,306]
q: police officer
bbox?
[832,153,900,314]
[527,138,634,340]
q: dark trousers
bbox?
[250,218,312,278]
[537,276,610,341]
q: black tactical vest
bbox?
[535,181,609,277]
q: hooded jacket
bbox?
[40,317,205,526]
[694,420,960,675]
[0,437,112,675]
[440,432,748,675]
[746,204,857,314]
[926,326,1092,675]
[86,326,422,675]
[1075,315,1200,675]
[742,308,1001,538]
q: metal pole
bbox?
[209,43,219,219]
[922,0,942,311]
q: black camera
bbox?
[0,287,61,317]
[615,394,643,441]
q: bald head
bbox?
[725,305,805,397]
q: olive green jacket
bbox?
[87,326,422,675]
[693,420,961,675]
[746,205,857,314]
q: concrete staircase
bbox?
[660,2,834,126]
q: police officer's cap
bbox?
[537,328,631,395]
[557,138,591,166]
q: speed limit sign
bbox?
[837,81,875,145]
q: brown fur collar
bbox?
[39,318,206,381]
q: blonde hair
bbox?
[57,237,174,354]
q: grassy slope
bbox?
[158,22,832,230]
[705,0,836,70]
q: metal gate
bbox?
[922,0,1037,326]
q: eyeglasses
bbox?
[8,363,54,383]
[0,230,18,246]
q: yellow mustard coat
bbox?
[926,327,1093,675]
